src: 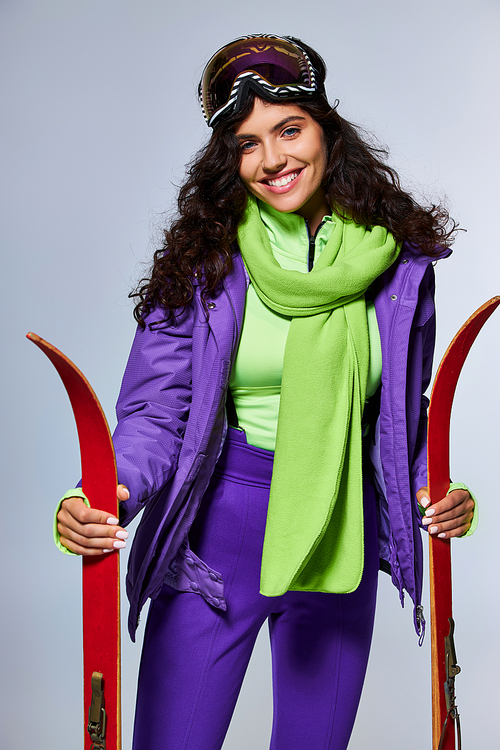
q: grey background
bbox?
[1,1,499,748]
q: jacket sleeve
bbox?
[409,263,436,505]
[112,305,193,526]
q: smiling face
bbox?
[234,98,330,233]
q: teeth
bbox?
[267,172,299,187]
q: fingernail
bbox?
[115,530,129,540]
[107,517,119,525]
[425,508,435,517]
[113,540,126,549]
[438,532,446,538]
[420,497,430,508]
[103,548,112,554]
[122,487,130,499]
[422,517,431,525]
[429,526,438,534]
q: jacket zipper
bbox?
[305,219,327,271]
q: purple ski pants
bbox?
[133,429,379,750]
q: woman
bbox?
[56,35,475,750]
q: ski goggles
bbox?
[199,35,322,128]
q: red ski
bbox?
[427,296,500,749]
[27,332,121,750]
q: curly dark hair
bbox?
[132,37,457,327]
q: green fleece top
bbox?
[229,200,382,451]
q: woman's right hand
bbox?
[57,485,130,556]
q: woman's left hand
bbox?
[416,486,475,538]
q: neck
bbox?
[294,188,330,235]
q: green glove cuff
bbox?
[53,488,90,555]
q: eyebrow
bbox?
[235,115,306,140]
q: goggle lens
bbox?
[201,37,315,123]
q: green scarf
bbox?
[237,197,400,596]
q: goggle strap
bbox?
[205,71,320,127]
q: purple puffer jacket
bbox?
[114,245,448,640]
